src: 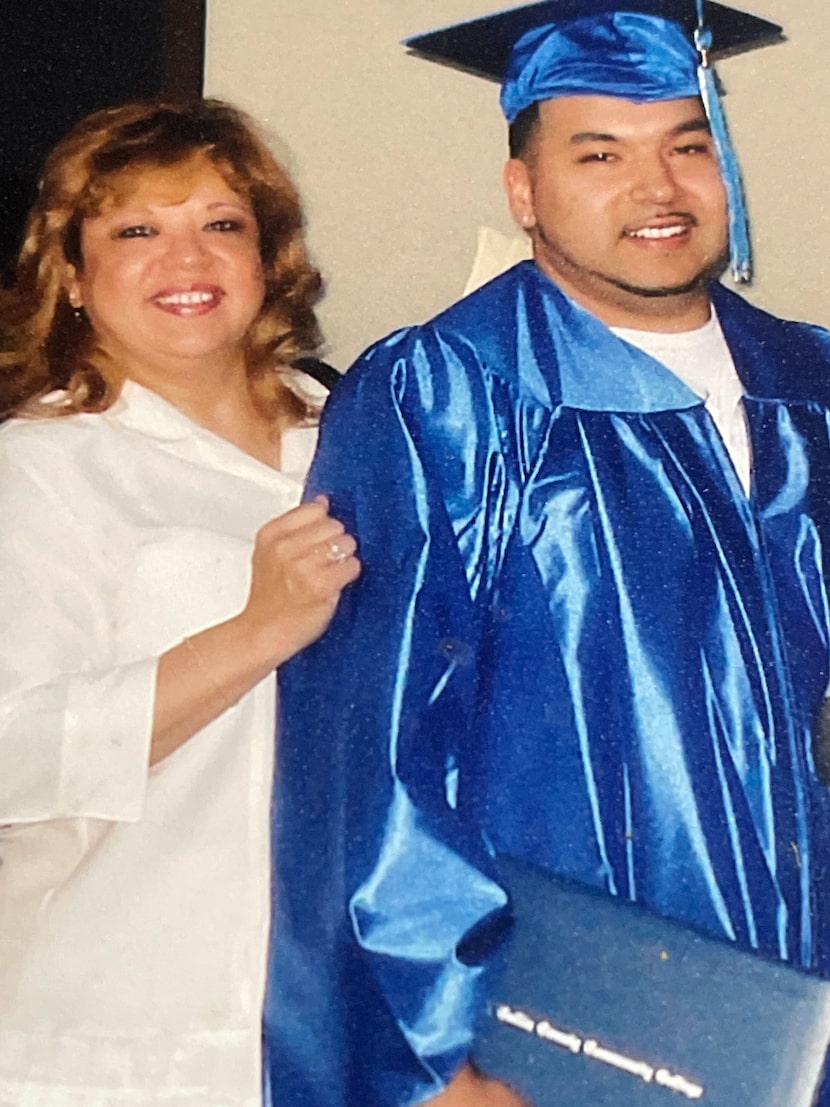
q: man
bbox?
[263,4,830,1105]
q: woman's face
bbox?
[66,154,265,383]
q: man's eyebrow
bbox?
[671,117,712,137]
[569,131,619,145]
[567,118,712,145]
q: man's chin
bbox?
[611,280,709,300]
[606,257,728,300]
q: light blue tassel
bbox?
[694,14,752,284]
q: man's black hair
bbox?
[508,102,540,159]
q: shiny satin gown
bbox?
[264,262,830,1107]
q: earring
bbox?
[71,304,86,324]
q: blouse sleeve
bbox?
[264,329,515,1107]
[0,440,156,822]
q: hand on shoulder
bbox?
[240,494,360,667]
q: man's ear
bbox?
[503,158,536,232]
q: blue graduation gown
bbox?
[263,262,830,1107]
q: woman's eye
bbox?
[206,219,246,232]
[114,224,155,239]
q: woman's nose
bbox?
[171,229,210,267]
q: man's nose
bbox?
[629,155,678,204]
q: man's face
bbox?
[503,95,729,329]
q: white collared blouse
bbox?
[0,378,318,1106]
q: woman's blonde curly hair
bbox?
[0,98,323,422]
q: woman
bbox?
[0,99,358,1105]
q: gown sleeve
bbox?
[0,439,156,822]
[264,328,514,1107]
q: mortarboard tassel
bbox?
[694,8,752,283]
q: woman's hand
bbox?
[149,497,359,765]
[240,495,360,666]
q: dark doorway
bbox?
[0,0,206,279]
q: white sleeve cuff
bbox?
[0,657,158,822]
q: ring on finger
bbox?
[326,539,350,563]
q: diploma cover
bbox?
[471,856,830,1106]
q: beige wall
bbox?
[205,1,830,368]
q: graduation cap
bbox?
[403,1,781,86]
[404,1,785,284]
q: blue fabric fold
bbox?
[264,262,830,1107]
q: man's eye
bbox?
[114,225,155,239]
[578,151,616,164]
[675,143,713,156]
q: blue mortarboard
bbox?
[404,2,783,284]
[500,14,701,122]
